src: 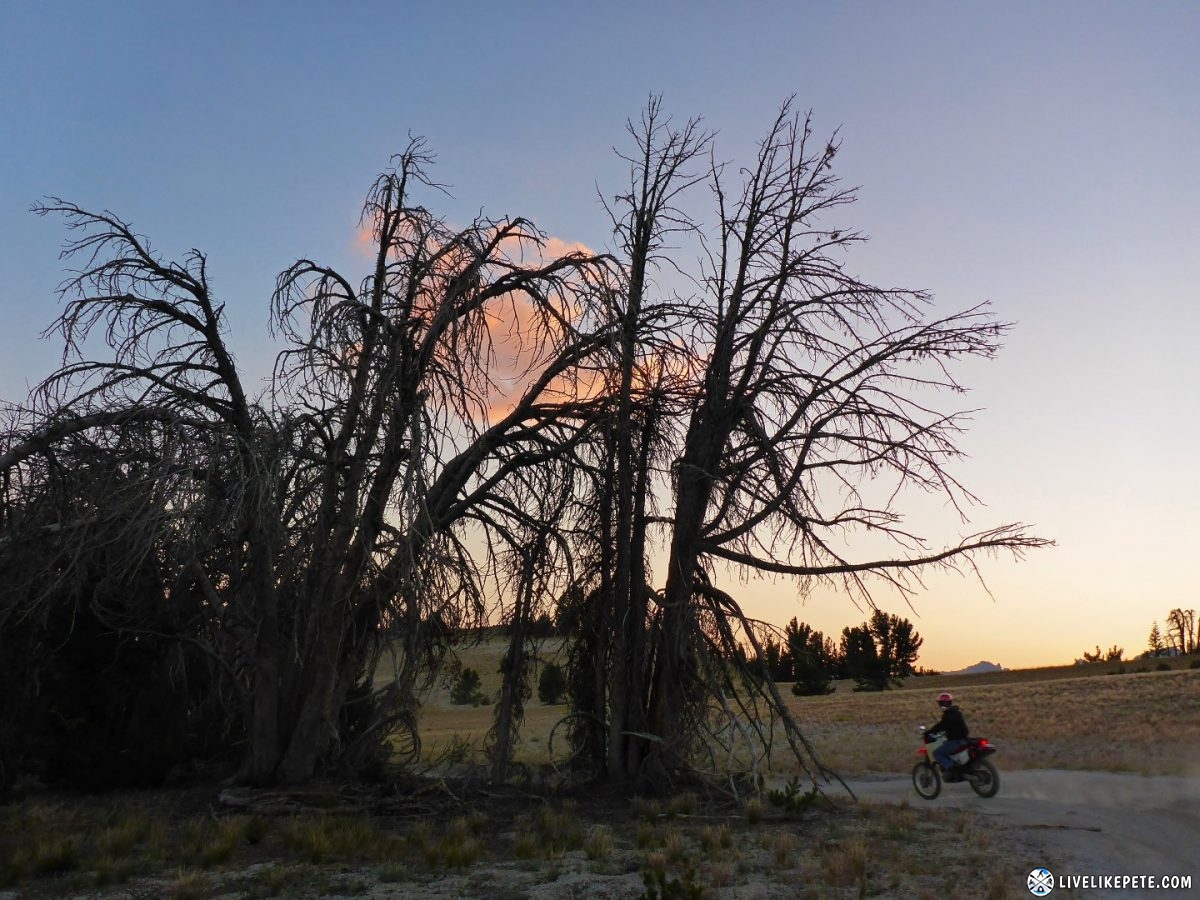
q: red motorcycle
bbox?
[912,727,1000,799]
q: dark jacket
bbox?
[930,704,969,741]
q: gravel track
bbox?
[843,769,1200,898]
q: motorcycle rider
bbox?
[929,692,970,780]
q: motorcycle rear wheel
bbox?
[968,759,1000,798]
[912,761,941,800]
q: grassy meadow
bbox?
[413,637,565,767]
[782,665,1200,776]
[416,639,1200,778]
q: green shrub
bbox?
[767,776,819,814]
[450,668,485,705]
[537,663,568,705]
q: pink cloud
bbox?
[351,210,601,422]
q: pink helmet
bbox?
[937,692,953,708]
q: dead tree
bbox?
[1,142,611,784]
[647,102,1050,781]
[1166,608,1196,655]
[565,99,712,786]
[566,99,1051,788]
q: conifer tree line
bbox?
[0,98,1048,789]
[758,611,924,695]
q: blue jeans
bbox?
[934,738,969,771]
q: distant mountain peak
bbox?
[945,660,1004,676]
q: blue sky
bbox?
[2,1,1197,669]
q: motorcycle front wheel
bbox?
[968,759,1000,798]
[912,761,941,800]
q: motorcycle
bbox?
[912,726,1000,799]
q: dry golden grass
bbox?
[783,666,1200,775]
[662,826,686,863]
[820,833,868,887]
[699,822,734,854]
[583,824,613,862]
[765,830,798,868]
[412,639,1200,777]
[165,869,209,900]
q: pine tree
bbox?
[1147,621,1164,657]
[537,663,568,705]
[451,668,485,705]
[785,619,835,696]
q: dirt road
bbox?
[842,769,1199,898]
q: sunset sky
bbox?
[2,2,1196,671]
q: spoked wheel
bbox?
[547,712,605,780]
[967,759,1000,798]
[912,761,941,800]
